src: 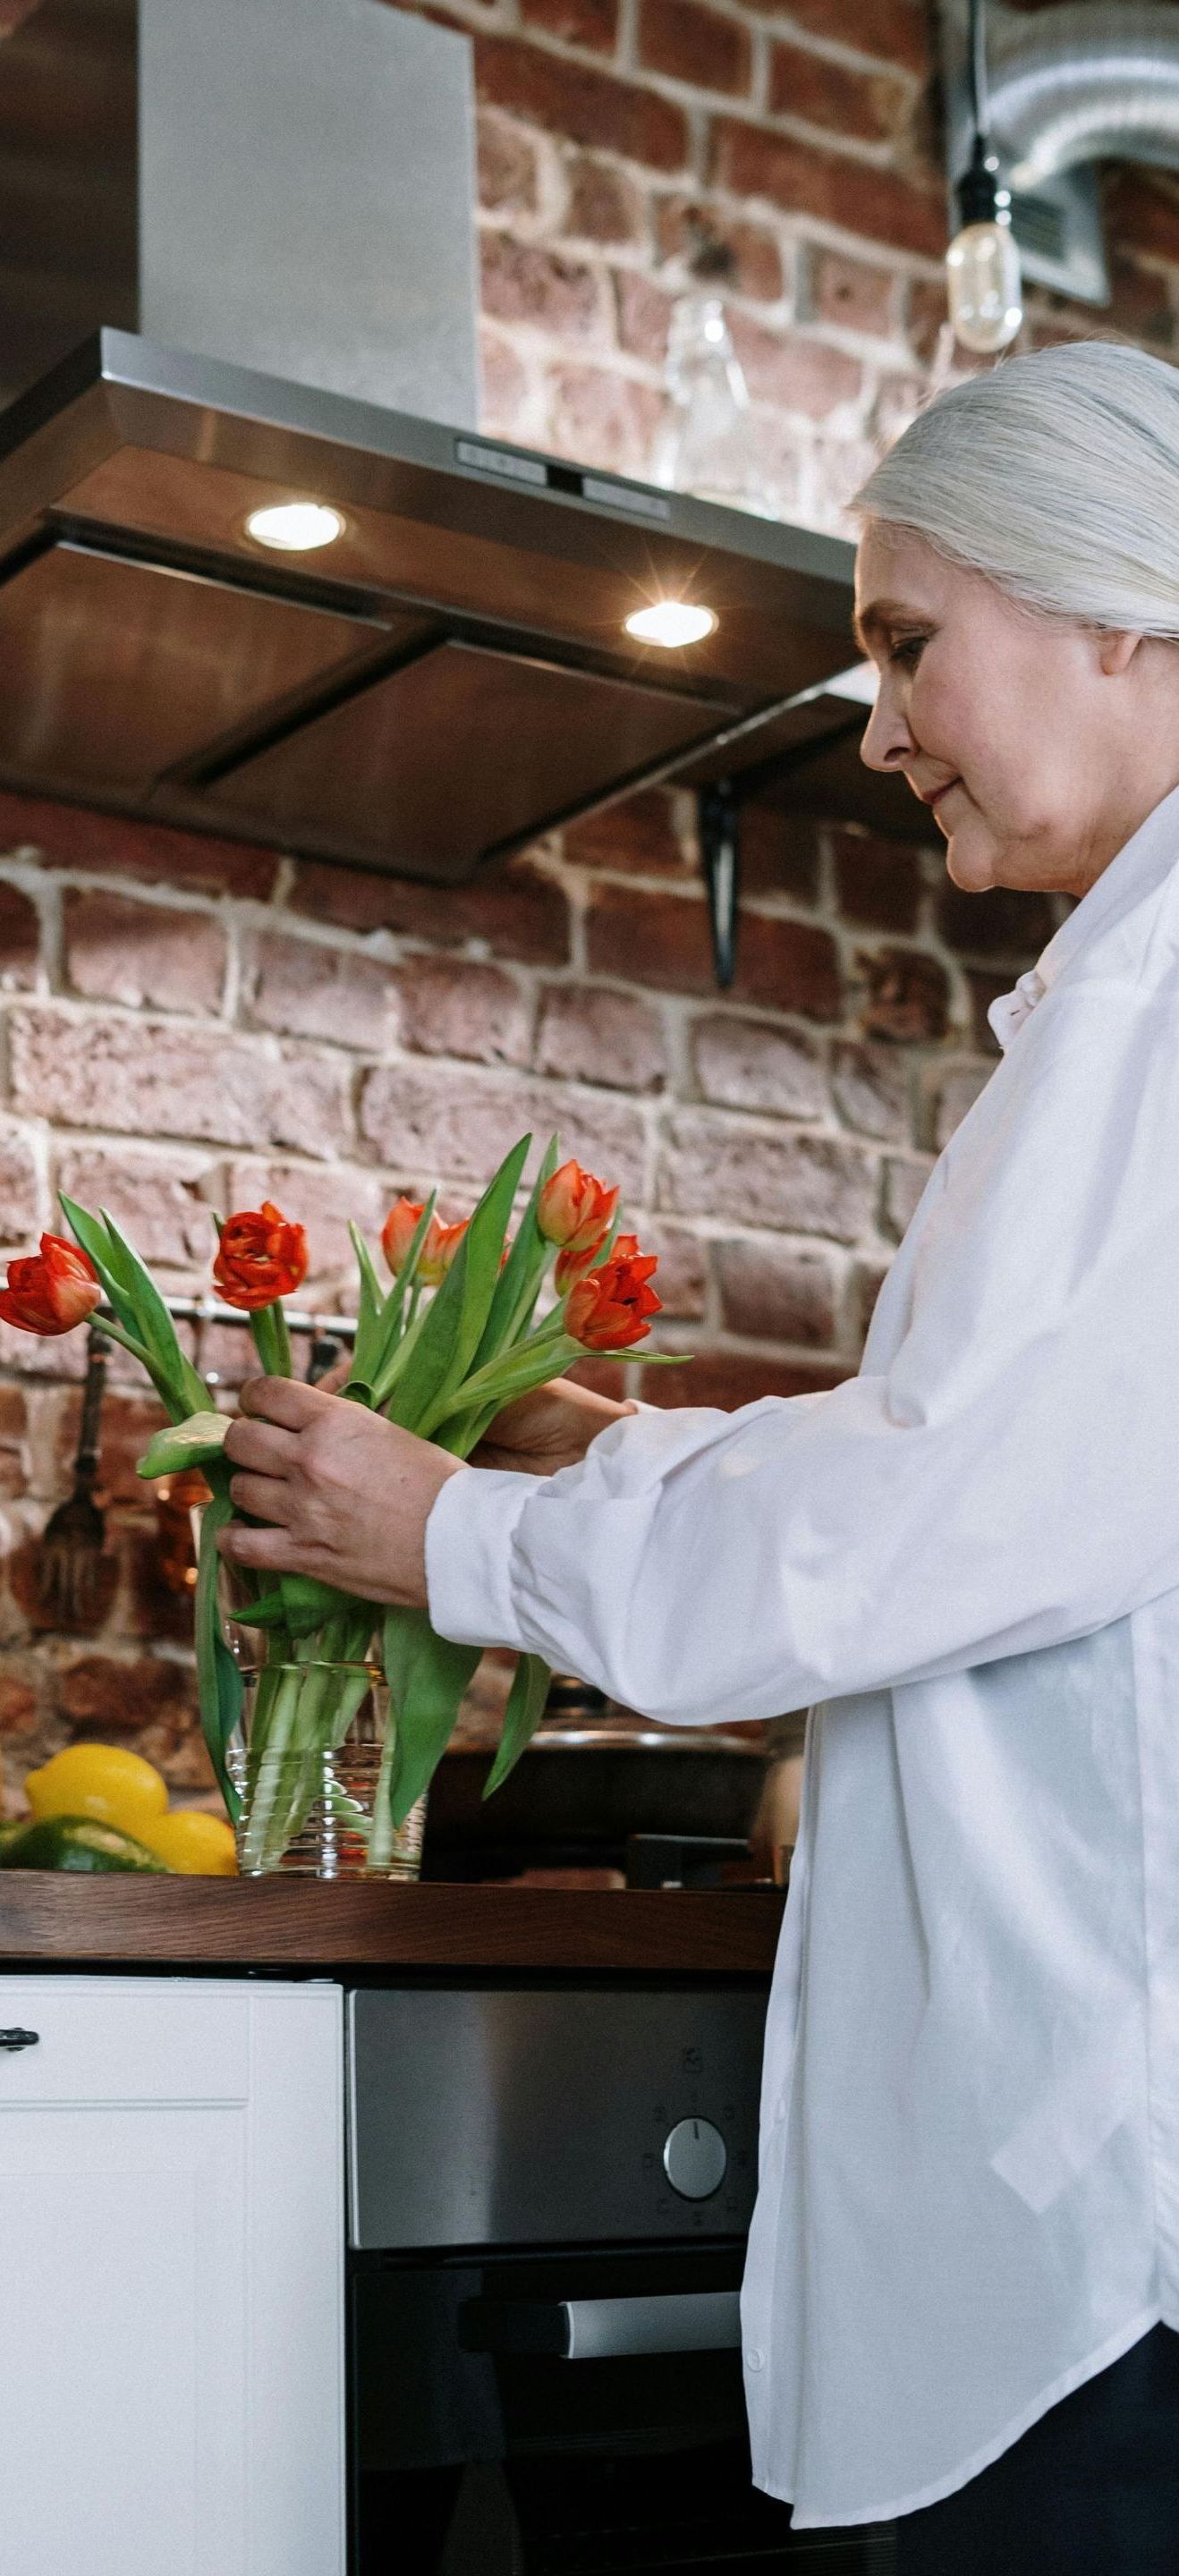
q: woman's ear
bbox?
[1097,628,1144,676]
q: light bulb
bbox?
[946,218,1022,354]
[245,502,345,551]
[624,601,717,648]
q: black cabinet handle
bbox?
[0,2028,39,2052]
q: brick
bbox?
[479,329,533,437]
[660,1111,876,1238]
[475,35,690,174]
[0,880,38,986]
[728,310,861,414]
[1105,253,1177,352]
[803,245,898,338]
[248,929,395,1050]
[857,945,949,1044]
[0,791,279,899]
[768,40,910,141]
[64,889,226,1016]
[0,1381,28,1498]
[711,121,945,261]
[547,364,665,477]
[746,0,929,75]
[614,269,674,363]
[536,981,667,1090]
[0,1121,40,1241]
[478,110,541,215]
[642,1224,708,1318]
[0,1672,37,1733]
[831,1039,910,1143]
[738,804,821,902]
[225,1157,387,1282]
[691,1013,827,1117]
[1103,169,1179,268]
[11,1007,353,1157]
[637,1348,850,1407]
[831,827,922,932]
[905,275,950,367]
[360,1063,648,1198]
[563,788,690,877]
[0,1318,87,1380]
[638,0,751,97]
[882,1153,934,1242]
[655,198,785,302]
[717,1239,837,1343]
[481,235,607,341]
[854,1257,889,1346]
[565,152,648,244]
[520,0,619,48]
[55,1145,217,1270]
[588,881,844,1016]
[291,855,570,966]
[963,967,1007,1056]
[931,1063,991,1151]
[55,1652,193,1734]
[935,882,1056,962]
[393,955,531,1067]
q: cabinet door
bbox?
[0,1976,344,2576]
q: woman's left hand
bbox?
[217,1377,463,1606]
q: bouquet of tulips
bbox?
[0,1136,678,1870]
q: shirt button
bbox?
[745,2348,765,2373]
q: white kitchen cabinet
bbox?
[0,1974,345,2576]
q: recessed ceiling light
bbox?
[624,601,717,648]
[245,501,345,552]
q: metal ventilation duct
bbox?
[988,2,1179,193]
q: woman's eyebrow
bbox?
[852,598,927,654]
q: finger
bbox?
[216,1519,318,1572]
[238,1374,325,1429]
[224,1415,300,1475]
[227,1472,298,1525]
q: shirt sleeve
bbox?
[426,976,1179,1724]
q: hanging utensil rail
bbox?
[95,1294,358,1339]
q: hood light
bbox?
[624,601,717,648]
[245,501,345,551]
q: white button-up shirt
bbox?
[426,782,1179,2528]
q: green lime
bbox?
[0,1815,169,1873]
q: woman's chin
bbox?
[944,828,998,893]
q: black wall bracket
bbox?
[698,778,740,989]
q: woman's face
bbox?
[853,521,1166,900]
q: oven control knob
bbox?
[662,2116,727,2200]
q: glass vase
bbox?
[228,1660,427,1880]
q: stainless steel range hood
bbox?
[0,0,883,887]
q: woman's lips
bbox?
[920,778,961,811]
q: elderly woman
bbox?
[220,339,1179,2569]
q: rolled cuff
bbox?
[424,1463,532,1651]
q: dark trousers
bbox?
[894,2325,1179,2574]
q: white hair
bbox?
[854,339,1179,639]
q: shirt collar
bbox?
[987,779,1179,1053]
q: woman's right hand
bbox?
[471,1379,637,1478]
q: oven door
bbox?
[350,2243,895,2574]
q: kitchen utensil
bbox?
[35,1324,109,1626]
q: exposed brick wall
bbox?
[0,787,1064,1803]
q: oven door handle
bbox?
[460,2289,742,2360]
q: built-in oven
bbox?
[345,1979,895,2573]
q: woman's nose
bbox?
[859,684,914,775]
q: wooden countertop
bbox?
[0,1876,785,1973]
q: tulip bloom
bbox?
[538,1160,619,1258]
[565,1244,661,1352]
[214,1201,308,1312]
[555,1226,639,1293]
[0,1233,101,1336]
[381,1198,467,1286]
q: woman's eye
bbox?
[890,634,928,669]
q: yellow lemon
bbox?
[135,1809,238,1876]
[24,1744,169,1834]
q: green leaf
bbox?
[194,1489,242,1822]
[98,1208,208,1416]
[381,1608,482,1827]
[352,1199,435,1392]
[390,1136,530,1435]
[136,1411,230,1480]
[484,1653,551,1797]
[471,1132,562,1369]
[233,1573,369,1638]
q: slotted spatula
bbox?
[36,1324,110,1627]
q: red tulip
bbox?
[214,1201,308,1312]
[564,1244,661,1352]
[538,1160,620,1257]
[381,1199,467,1286]
[554,1226,639,1293]
[0,1234,100,1337]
